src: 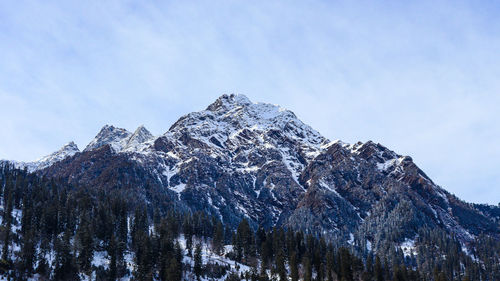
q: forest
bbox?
[0,164,498,280]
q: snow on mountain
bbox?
[6,141,80,172]
[168,94,326,153]
[84,125,133,152]
[1,125,155,173]
[84,124,154,153]
[11,94,499,248]
[159,94,328,183]
[123,125,154,152]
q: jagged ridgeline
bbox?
[0,94,499,280]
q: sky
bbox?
[0,0,498,204]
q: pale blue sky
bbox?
[0,1,499,204]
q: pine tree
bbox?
[212,221,224,255]
[290,252,299,281]
[313,241,324,281]
[108,234,118,281]
[1,187,13,262]
[303,255,312,281]
[53,229,79,280]
[393,265,407,281]
[339,247,353,281]
[185,218,194,257]
[76,214,94,274]
[19,229,36,276]
[276,251,287,281]
[134,232,153,281]
[194,243,203,280]
[166,257,182,281]
[364,254,373,279]
[326,249,335,281]
[131,206,148,250]
[383,257,390,281]
[235,219,254,261]
[374,256,384,281]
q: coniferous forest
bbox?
[0,164,499,281]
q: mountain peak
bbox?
[132,125,152,137]
[135,124,148,131]
[206,93,252,112]
[168,94,326,151]
[84,125,132,152]
[7,140,81,172]
[38,141,80,161]
[124,125,154,150]
[61,141,79,151]
[172,93,297,131]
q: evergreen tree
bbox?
[166,257,182,281]
[303,255,312,281]
[260,233,273,270]
[276,251,287,281]
[134,232,153,281]
[53,229,79,280]
[326,249,335,281]
[290,252,299,281]
[234,219,254,261]
[339,247,353,281]
[212,221,224,255]
[108,235,118,281]
[19,229,36,276]
[364,254,373,280]
[194,243,203,280]
[183,215,194,257]
[76,214,94,274]
[18,190,36,276]
[375,255,384,281]
[2,187,13,262]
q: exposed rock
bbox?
[7,94,496,250]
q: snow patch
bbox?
[400,238,417,257]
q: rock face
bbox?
[8,94,500,249]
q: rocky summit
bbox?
[6,94,499,251]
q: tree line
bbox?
[0,164,498,280]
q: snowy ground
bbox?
[400,238,417,257]
[76,235,252,281]
[177,235,252,281]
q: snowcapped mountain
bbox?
[82,124,154,153]
[163,94,328,182]
[168,94,326,152]
[124,125,154,151]
[3,141,80,172]
[8,94,499,252]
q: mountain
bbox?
[83,124,154,152]
[1,94,499,280]
[5,94,500,250]
[2,141,80,172]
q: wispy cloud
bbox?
[0,0,498,204]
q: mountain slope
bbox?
[3,141,80,172]
[8,94,499,252]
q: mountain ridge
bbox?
[2,94,499,252]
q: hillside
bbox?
[1,94,499,280]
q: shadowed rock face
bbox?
[26,94,498,249]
